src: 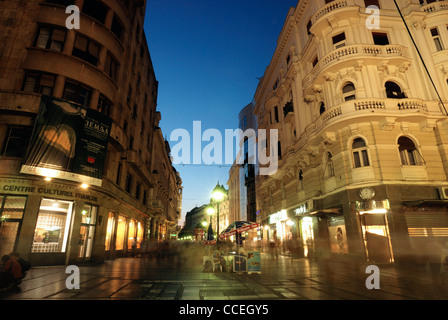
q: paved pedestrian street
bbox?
[2,253,448,301]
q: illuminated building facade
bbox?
[254,0,448,263]
[0,0,181,265]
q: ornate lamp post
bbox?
[211,183,226,244]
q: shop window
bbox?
[324,152,335,179]
[332,32,346,49]
[372,32,390,45]
[137,222,143,248]
[31,199,74,253]
[62,80,92,107]
[115,215,126,251]
[22,71,56,95]
[352,138,370,168]
[81,0,108,24]
[398,136,425,166]
[111,14,124,40]
[128,219,137,250]
[72,34,101,66]
[1,127,32,158]
[0,196,27,257]
[385,81,407,99]
[430,28,444,52]
[342,82,356,101]
[105,212,115,251]
[78,204,97,259]
[35,26,66,52]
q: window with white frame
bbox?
[398,136,425,166]
[324,152,335,179]
[352,138,370,168]
[332,32,346,49]
[342,82,356,101]
[430,27,444,52]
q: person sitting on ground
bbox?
[9,252,31,279]
[0,255,23,291]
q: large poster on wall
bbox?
[20,95,112,187]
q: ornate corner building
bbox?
[0,0,182,266]
[254,0,448,264]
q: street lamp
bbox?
[211,183,226,244]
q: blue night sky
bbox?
[144,0,298,225]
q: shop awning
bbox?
[402,200,448,207]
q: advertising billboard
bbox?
[20,95,111,187]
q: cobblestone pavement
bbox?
[2,253,448,301]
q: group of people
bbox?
[0,252,31,292]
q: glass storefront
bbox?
[115,214,126,251]
[328,216,348,255]
[78,204,97,260]
[105,212,115,251]
[31,198,74,253]
[0,196,27,256]
[300,217,315,258]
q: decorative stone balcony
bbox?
[421,1,448,14]
[302,44,410,89]
[304,98,438,137]
[311,0,354,25]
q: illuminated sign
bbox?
[294,200,314,215]
[269,210,287,224]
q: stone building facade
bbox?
[254,0,448,264]
[0,0,182,265]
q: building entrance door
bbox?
[360,214,393,263]
[301,217,315,258]
[78,204,97,261]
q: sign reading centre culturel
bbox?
[20,96,112,187]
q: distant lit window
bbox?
[35,26,66,52]
[22,71,56,95]
[398,136,424,166]
[431,28,444,52]
[72,34,100,66]
[342,82,356,101]
[1,127,32,157]
[385,81,407,99]
[352,138,370,168]
[62,80,92,107]
[332,32,346,49]
[82,0,108,24]
[45,0,75,7]
[104,52,118,80]
[372,32,389,45]
[111,14,124,40]
[324,152,335,179]
[364,0,380,8]
[97,94,112,116]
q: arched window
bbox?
[385,81,407,99]
[298,170,304,190]
[278,141,282,159]
[342,82,356,101]
[319,102,326,115]
[324,152,335,178]
[352,138,370,168]
[398,136,424,166]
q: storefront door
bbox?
[360,214,393,263]
[301,217,315,258]
[31,198,74,254]
[78,204,97,261]
[0,196,27,256]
